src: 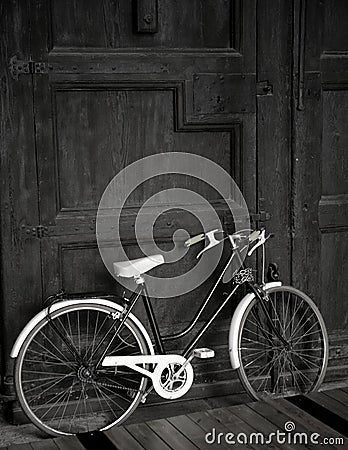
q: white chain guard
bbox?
[102,354,194,399]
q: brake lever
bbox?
[196,229,222,259]
[247,229,266,256]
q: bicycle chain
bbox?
[84,377,150,395]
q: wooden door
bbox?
[1,0,259,396]
[293,0,348,382]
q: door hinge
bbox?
[250,198,271,224]
[256,80,273,96]
[250,211,271,223]
[9,55,48,80]
[21,225,49,239]
[224,211,271,228]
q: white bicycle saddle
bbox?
[113,254,165,278]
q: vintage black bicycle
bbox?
[10,228,328,436]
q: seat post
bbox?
[141,282,165,355]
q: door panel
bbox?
[293,0,348,380]
[27,0,257,395]
[319,90,348,331]
[257,0,292,282]
[0,0,42,386]
[52,0,240,50]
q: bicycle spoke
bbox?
[38,383,76,421]
[93,383,126,413]
[32,336,76,370]
[291,320,319,345]
[291,350,322,369]
[247,316,275,340]
[287,355,314,386]
[238,287,328,401]
[274,351,289,394]
[57,385,74,430]
[283,300,306,336]
[17,306,148,435]
[289,310,315,341]
[247,350,283,380]
[23,373,75,394]
[83,310,90,361]
[240,336,274,349]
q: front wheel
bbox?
[15,303,150,436]
[236,286,328,400]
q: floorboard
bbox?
[28,440,58,450]
[54,436,86,450]
[268,398,342,439]
[288,394,348,439]
[147,418,199,450]
[1,387,347,450]
[167,415,212,450]
[323,387,348,407]
[204,407,261,450]
[125,422,172,450]
[229,404,293,450]
[247,401,322,450]
[104,427,145,450]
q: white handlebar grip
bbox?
[184,233,205,247]
[249,230,260,242]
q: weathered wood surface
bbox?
[1,0,258,399]
[292,0,348,337]
[1,0,348,410]
[2,388,348,450]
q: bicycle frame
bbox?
[14,232,285,371]
[21,234,287,373]
[93,245,262,368]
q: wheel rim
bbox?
[16,305,147,435]
[238,287,328,400]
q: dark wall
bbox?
[0,0,347,396]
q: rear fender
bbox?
[10,298,154,358]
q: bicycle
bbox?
[10,228,329,436]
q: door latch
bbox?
[250,198,271,224]
[256,80,273,96]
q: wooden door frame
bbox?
[0,1,43,393]
[256,0,293,285]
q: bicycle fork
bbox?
[250,283,290,347]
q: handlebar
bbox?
[185,228,274,259]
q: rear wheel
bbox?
[236,286,328,400]
[15,303,149,436]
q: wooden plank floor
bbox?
[2,388,348,450]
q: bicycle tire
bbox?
[235,286,328,400]
[14,302,149,436]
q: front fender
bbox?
[229,282,282,369]
[10,298,154,358]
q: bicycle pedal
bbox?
[193,348,215,359]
